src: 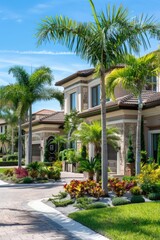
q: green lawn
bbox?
[0,168,13,173]
[69,202,160,240]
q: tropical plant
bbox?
[106,52,160,175]
[0,107,18,154]
[78,157,101,180]
[0,133,9,154]
[51,134,66,160]
[73,121,120,157]
[64,111,82,148]
[0,83,31,166]
[36,0,160,193]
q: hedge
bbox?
[0,161,25,166]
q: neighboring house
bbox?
[22,109,64,164]
[0,118,8,154]
[55,69,160,175]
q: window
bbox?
[70,92,76,111]
[145,76,157,91]
[91,84,100,107]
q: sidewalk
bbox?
[28,199,109,240]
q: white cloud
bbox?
[0,50,75,56]
[29,3,52,14]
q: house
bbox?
[22,109,64,164]
[55,68,160,175]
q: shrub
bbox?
[47,167,60,180]
[108,178,126,196]
[112,197,130,206]
[15,167,28,178]
[0,161,24,166]
[123,176,136,182]
[137,163,160,194]
[130,186,142,195]
[2,153,18,161]
[74,197,93,209]
[23,177,33,184]
[148,192,160,201]
[52,191,67,200]
[4,168,14,177]
[53,199,74,207]
[64,179,104,199]
[131,195,145,203]
[53,160,62,171]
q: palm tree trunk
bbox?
[28,105,32,164]
[18,117,22,168]
[11,128,14,154]
[100,68,108,194]
[135,94,142,175]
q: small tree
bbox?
[44,143,49,162]
[157,135,160,165]
[127,135,135,163]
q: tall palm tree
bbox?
[0,84,27,167]
[73,121,120,157]
[8,66,63,164]
[106,52,160,175]
[36,0,160,193]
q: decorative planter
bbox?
[125,162,135,176]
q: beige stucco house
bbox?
[55,68,160,175]
[22,109,64,164]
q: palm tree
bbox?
[0,84,27,166]
[8,66,63,164]
[106,52,160,175]
[36,0,160,193]
[52,134,66,160]
[0,107,18,154]
[73,121,120,157]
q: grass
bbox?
[0,168,13,173]
[69,202,160,240]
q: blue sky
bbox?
[0,0,159,112]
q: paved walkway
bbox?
[0,172,109,240]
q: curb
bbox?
[28,199,110,240]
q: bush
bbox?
[64,180,104,199]
[53,161,62,171]
[53,199,74,207]
[52,191,67,200]
[2,153,18,161]
[131,195,145,203]
[0,161,24,166]
[123,176,136,182]
[148,193,160,201]
[112,197,130,206]
[23,177,33,184]
[130,186,142,195]
[15,167,28,178]
[3,168,14,176]
[47,167,60,180]
[74,197,93,209]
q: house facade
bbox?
[22,109,64,164]
[55,69,160,175]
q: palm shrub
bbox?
[78,157,101,180]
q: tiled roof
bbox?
[33,109,55,115]
[39,111,64,123]
[55,68,95,86]
[55,66,124,86]
[22,111,64,128]
[79,91,160,117]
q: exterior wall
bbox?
[24,124,64,164]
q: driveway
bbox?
[0,172,84,240]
